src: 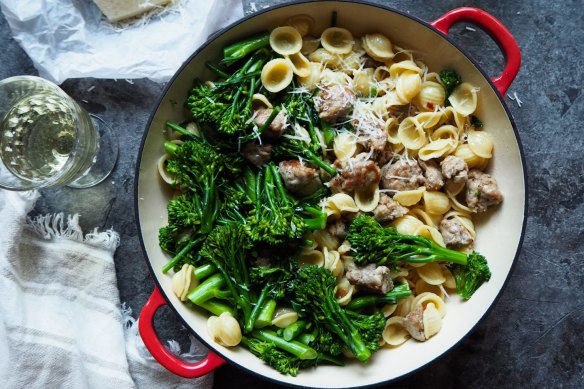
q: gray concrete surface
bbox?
[1,0,583,388]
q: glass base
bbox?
[68,114,118,188]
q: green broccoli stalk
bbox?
[347,215,491,300]
[240,336,304,376]
[245,163,327,245]
[345,310,385,354]
[222,32,270,66]
[346,283,412,312]
[199,223,256,332]
[273,138,336,176]
[292,265,376,362]
[440,68,462,97]
[188,49,268,136]
[159,137,242,273]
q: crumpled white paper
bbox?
[0,0,244,84]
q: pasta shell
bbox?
[261,58,294,93]
[157,153,175,185]
[312,229,340,250]
[414,81,446,111]
[415,111,443,129]
[321,27,354,55]
[320,68,352,85]
[412,292,446,318]
[422,302,442,339]
[362,33,394,61]
[308,48,342,68]
[270,26,303,55]
[441,266,457,289]
[393,187,426,207]
[395,295,415,317]
[336,277,355,306]
[454,143,488,169]
[298,62,323,91]
[384,117,400,144]
[382,316,410,346]
[381,303,398,318]
[467,130,494,158]
[398,116,426,150]
[448,82,478,117]
[333,131,358,160]
[325,193,360,213]
[285,52,311,78]
[389,60,423,78]
[423,191,451,215]
[414,279,445,299]
[272,307,299,328]
[418,139,456,160]
[396,71,422,104]
[431,124,459,142]
[284,14,314,37]
[355,183,381,212]
[301,35,321,56]
[251,93,273,109]
[352,69,374,97]
[416,262,446,285]
[298,248,325,267]
[392,215,425,235]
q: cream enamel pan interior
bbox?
[136,2,526,387]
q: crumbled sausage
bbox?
[240,142,272,167]
[358,129,388,155]
[278,160,322,196]
[328,153,381,193]
[314,84,355,122]
[373,193,409,223]
[374,142,395,167]
[254,108,287,138]
[466,169,503,212]
[419,160,444,190]
[404,305,426,341]
[380,158,426,191]
[327,219,347,240]
[440,217,474,248]
[346,263,393,294]
[441,155,468,183]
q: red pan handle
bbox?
[138,286,225,378]
[431,7,521,96]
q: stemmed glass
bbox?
[0,75,118,190]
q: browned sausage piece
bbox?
[439,217,474,248]
[380,158,426,191]
[278,160,322,196]
[240,142,273,167]
[440,155,468,184]
[403,305,426,341]
[346,263,394,294]
[254,108,287,138]
[373,193,409,223]
[465,169,503,212]
[314,84,355,122]
[419,159,444,190]
[329,153,381,193]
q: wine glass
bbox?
[0,75,118,190]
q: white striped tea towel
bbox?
[0,189,213,389]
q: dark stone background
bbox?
[1,0,582,387]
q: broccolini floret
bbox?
[440,68,462,96]
[292,265,382,362]
[347,215,491,300]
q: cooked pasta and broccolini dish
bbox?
[157,13,501,376]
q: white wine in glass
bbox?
[0,75,118,190]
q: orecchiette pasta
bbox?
[320,27,354,55]
[448,82,478,117]
[269,26,303,55]
[284,14,314,37]
[362,33,394,61]
[261,58,294,93]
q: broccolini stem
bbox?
[345,283,412,311]
[248,284,270,330]
[268,162,290,206]
[161,238,201,274]
[165,121,196,139]
[304,149,337,176]
[163,141,180,156]
[283,320,308,341]
[302,206,327,231]
[296,331,316,345]
[392,242,467,265]
[198,299,236,317]
[252,329,318,360]
[263,167,279,212]
[320,119,335,146]
[205,62,230,79]
[254,298,277,329]
[194,263,217,281]
[187,273,227,305]
[222,32,270,65]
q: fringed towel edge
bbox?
[25,213,120,252]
